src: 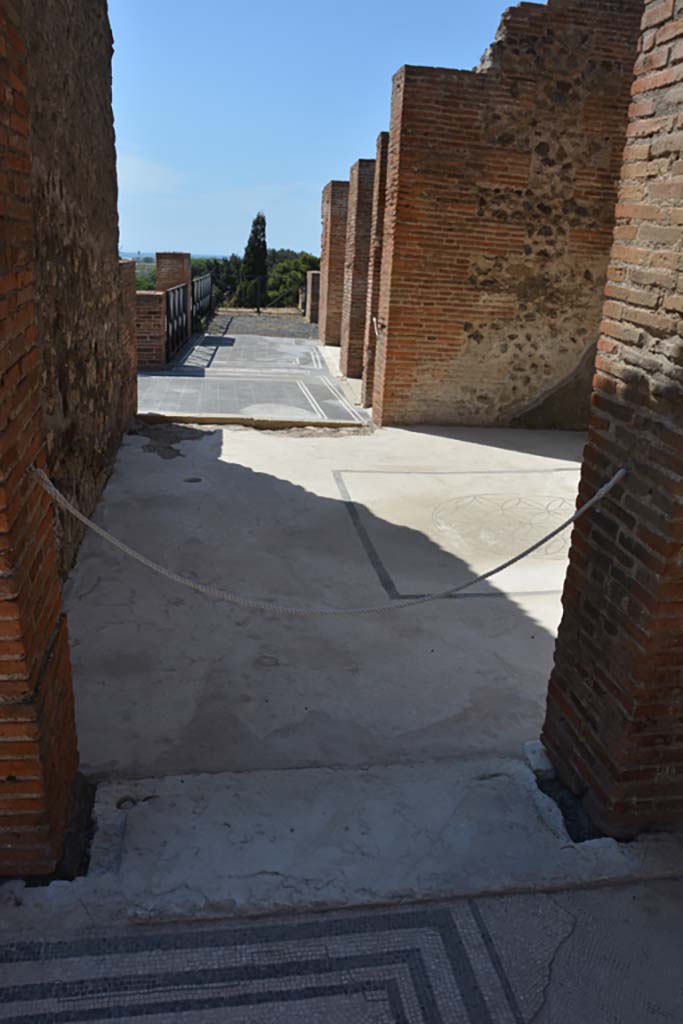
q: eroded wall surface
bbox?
[19,0,133,572]
[374,0,643,427]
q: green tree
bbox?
[192,255,243,307]
[136,267,156,290]
[266,252,320,307]
[233,211,267,310]
[267,248,297,274]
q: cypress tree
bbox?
[234,211,267,311]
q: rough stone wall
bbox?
[319,181,349,345]
[305,270,320,323]
[374,0,643,427]
[362,132,389,407]
[543,0,683,838]
[18,0,134,573]
[340,159,376,378]
[1,7,78,876]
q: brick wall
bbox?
[543,0,683,838]
[135,292,167,370]
[340,159,376,378]
[0,8,78,876]
[18,0,136,573]
[319,181,349,345]
[305,270,320,323]
[374,0,643,427]
[362,132,390,407]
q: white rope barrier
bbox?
[31,465,627,618]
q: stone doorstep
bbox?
[3,754,680,935]
[94,757,683,924]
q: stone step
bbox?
[86,757,683,924]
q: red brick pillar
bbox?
[543,0,683,838]
[0,11,78,876]
[135,291,167,369]
[156,252,191,340]
[319,181,349,346]
[362,132,389,407]
[340,159,376,379]
[118,260,138,424]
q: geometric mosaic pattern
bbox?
[138,331,368,426]
[0,904,523,1022]
[432,494,575,560]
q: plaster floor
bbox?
[64,422,585,780]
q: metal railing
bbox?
[166,283,188,360]
[192,274,212,321]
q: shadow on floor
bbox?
[64,422,572,779]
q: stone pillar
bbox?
[156,252,191,341]
[362,132,389,407]
[0,10,78,876]
[340,159,376,379]
[118,260,138,424]
[319,181,349,345]
[305,270,320,323]
[543,0,683,838]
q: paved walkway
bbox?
[138,309,368,427]
[1,881,681,1022]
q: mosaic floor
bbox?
[138,314,367,426]
[2,882,681,1022]
[0,902,537,1023]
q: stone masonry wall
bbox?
[340,159,376,378]
[319,181,349,345]
[543,0,683,838]
[373,0,644,427]
[17,0,133,573]
[362,132,390,407]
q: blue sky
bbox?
[111,0,541,257]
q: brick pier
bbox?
[340,159,376,378]
[372,0,643,427]
[319,181,349,346]
[544,0,683,837]
[362,132,389,407]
